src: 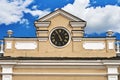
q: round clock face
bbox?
[50,27,70,47]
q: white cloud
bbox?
[24,9,50,18]
[0,0,50,25]
[32,5,38,10]
[62,0,120,33]
[20,19,29,25]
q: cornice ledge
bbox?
[34,21,51,27]
[70,21,86,27]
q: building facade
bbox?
[0,9,120,80]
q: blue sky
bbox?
[0,0,120,40]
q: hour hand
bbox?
[55,31,62,41]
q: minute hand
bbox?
[55,31,62,41]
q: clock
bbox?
[50,27,70,48]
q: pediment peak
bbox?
[38,9,86,22]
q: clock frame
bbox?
[49,27,71,48]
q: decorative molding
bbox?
[83,42,105,50]
[2,75,12,80]
[72,37,109,41]
[1,65,13,80]
[1,60,120,66]
[12,72,107,76]
[39,9,84,21]
[72,30,84,33]
[108,42,114,49]
[38,37,48,41]
[74,38,107,41]
[6,42,12,49]
[4,38,37,41]
[1,65,13,73]
[108,76,118,80]
[106,37,116,40]
[34,21,50,27]
[107,67,118,80]
[72,37,82,41]
[14,65,105,69]
[70,21,86,27]
[15,42,37,50]
[107,67,118,74]
[16,62,103,66]
[37,30,48,33]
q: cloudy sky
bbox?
[0,0,120,40]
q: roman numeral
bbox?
[65,36,68,39]
[65,33,67,35]
[55,41,57,44]
[64,39,67,42]
[59,30,61,33]
[52,36,55,39]
[52,39,55,42]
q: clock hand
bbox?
[55,31,62,41]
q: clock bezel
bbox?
[49,27,71,48]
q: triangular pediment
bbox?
[38,9,85,22]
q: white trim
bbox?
[2,75,12,80]
[37,30,48,33]
[107,67,118,74]
[83,42,105,50]
[14,65,105,69]
[34,21,50,27]
[15,42,37,50]
[0,62,17,65]
[0,60,101,63]
[12,72,107,76]
[72,30,84,33]
[40,10,81,21]
[108,41,114,49]
[106,37,116,40]
[6,41,12,49]
[1,65,13,80]
[1,65,13,73]
[74,38,107,41]
[16,62,103,66]
[72,37,82,41]
[1,60,120,66]
[107,66,118,80]
[38,37,48,41]
[108,75,118,80]
[70,22,86,27]
[4,38,37,41]
[103,63,120,65]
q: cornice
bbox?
[4,38,37,41]
[39,9,86,21]
[70,21,86,27]
[34,21,51,28]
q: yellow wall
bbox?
[13,68,106,73]
[12,66,107,80]
[13,76,107,80]
[4,38,116,57]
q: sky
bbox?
[0,0,120,40]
